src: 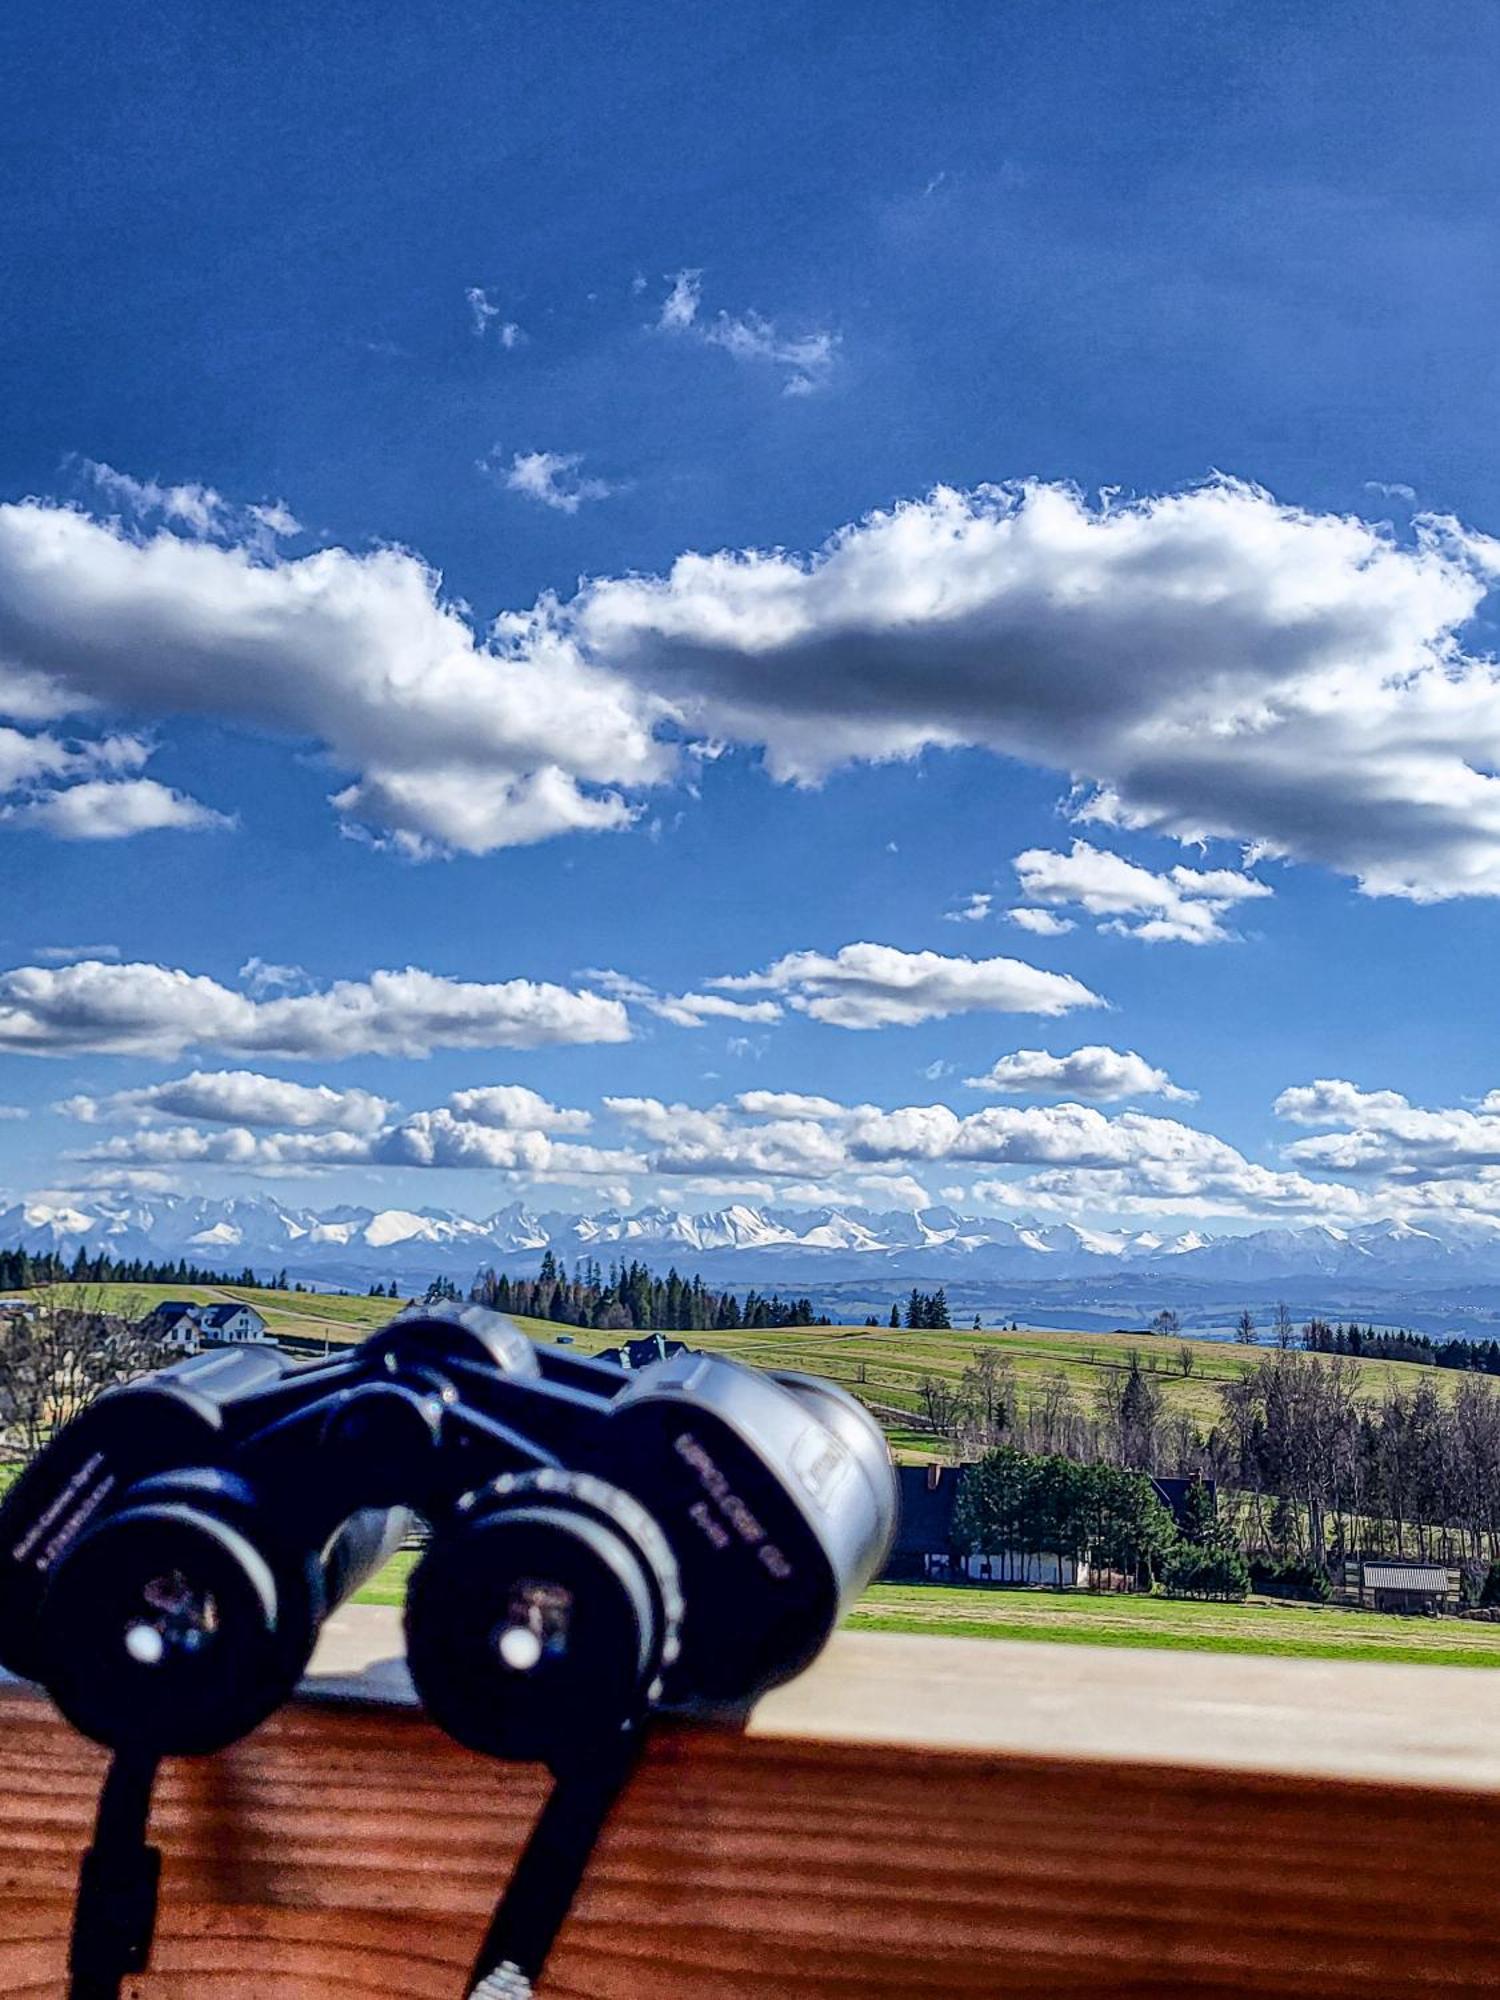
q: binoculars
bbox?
[0,1304,897,1998]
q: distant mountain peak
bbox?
[5,1189,1500,1295]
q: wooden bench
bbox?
[3,1603,1500,1996]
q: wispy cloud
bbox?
[465,286,526,346]
[484,448,617,514]
[653,270,838,396]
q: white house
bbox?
[140,1301,270,1350]
[142,1301,204,1353]
[196,1303,271,1345]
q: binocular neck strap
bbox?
[467,1732,643,2000]
[68,1749,162,2000]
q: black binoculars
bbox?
[0,1304,897,1998]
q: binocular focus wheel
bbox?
[404,1470,683,1766]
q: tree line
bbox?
[470,1252,827,1332]
[1302,1318,1500,1376]
[955,1447,1248,1599]
[0,1247,293,1292]
[918,1341,1500,1571]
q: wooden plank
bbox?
[2,1615,1500,1997]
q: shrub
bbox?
[1249,1556,1331,1603]
[1161,1539,1251,1601]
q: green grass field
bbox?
[348,1557,1500,1668]
[18,1283,1500,1669]
[42,1280,1466,1452]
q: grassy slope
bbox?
[50,1282,1463,1435]
[36,1284,1500,1667]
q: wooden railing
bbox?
[4,1604,1500,1995]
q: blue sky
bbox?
[3,1,1500,1236]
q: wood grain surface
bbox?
[4,1662,1500,1999]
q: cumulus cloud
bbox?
[0,494,663,854]
[965,1046,1195,1102]
[653,270,837,395]
[1275,1078,1500,1176]
[603,1085,1358,1218]
[582,968,783,1028]
[562,477,1500,900]
[0,958,629,1059]
[486,448,615,514]
[372,1110,636,1177]
[446,1084,592,1133]
[8,778,229,840]
[712,941,1101,1028]
[1005,907,1076,937]
[1013,840,1272,943]
[0,728,214,844]
[75,1125,376,1168]
[16,472,1500,889]
[943,892,993,923]
[59,1070,394,1133]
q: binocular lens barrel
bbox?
[405,1471,683,1766]
[37,1486,409,1756]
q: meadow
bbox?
[23,1281,1500,1667]
[348,1556,1500,1668]
[48,1279,1464,1450]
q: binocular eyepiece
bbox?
[0,1307,897,1997]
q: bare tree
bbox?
[1177,1342,1196,1377]
[1150,1309,1181,1337]
[0,1289,178,1460]
[917,1373,959,1435]
[1233,1307,1258,1346]
[1272,1302,1297,1350]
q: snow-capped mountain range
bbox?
[6,1190,1500,1295]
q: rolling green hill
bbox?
[33,1279,1469,1464]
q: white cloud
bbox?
[965,1046,1195,1103]
[606,1095,850,1179]
[648,991,782,1027]
[561,477,1500,901]
[1006,908,1076,937]
[373,1109,636,1177]
[446,1084,592,1133]
[34,942,120,964]
[0,729,211,846]
[1013,839,1271,943]
[59,1070,394,1133]
[0,1104,27,1120]
[8,778,229,840]
[653,270,838,395]
[0,958,630,1059]
[0,494,663,853]
[713,940,1102,1029]
[488,449,615,514]
[734,1090,847,1119]
[465,288,525,346]
[943,892,992,923]
[18,472,1500,888]
[238,957,307,996]
[79,460,300,551]
[581,968,782,1028]
[601,1084,1360,1219]
[76,1125,376,1168]
[1275,1078,1500,1176]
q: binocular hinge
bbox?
[465,1730,642,1999]
[68,1749,162,2000]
